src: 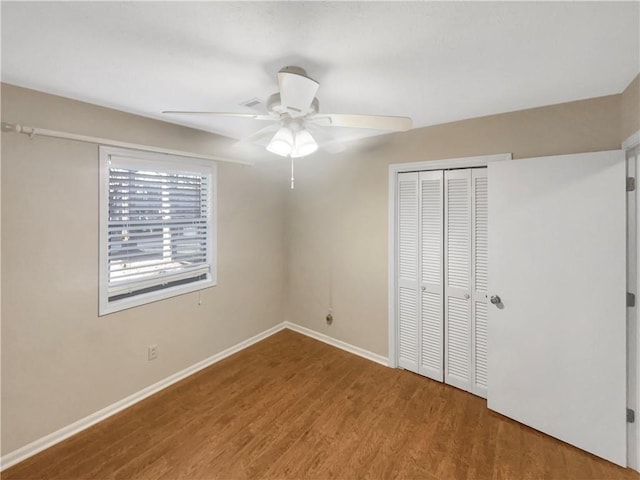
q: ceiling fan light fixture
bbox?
[292,129,318,158]
[266,126,294,157]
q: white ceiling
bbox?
[2,1,639,147]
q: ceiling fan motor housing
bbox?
[267,93,319,118]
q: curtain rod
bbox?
[0,122,253,166]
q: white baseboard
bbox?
[0,322,286,472]
[284,321,389,367]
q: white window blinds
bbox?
[99,147,216,315]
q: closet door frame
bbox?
[388,153,512,370]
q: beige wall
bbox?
[622,74,640,142]
[1,84,287,454]
[284,94,622,357]
[2,79,636,457]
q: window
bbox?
[99,146,216,315]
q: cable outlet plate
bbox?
[148,344,158,361]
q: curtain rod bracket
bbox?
[1,121,19,133]
[1,122,35,138]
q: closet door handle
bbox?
[490,295,502,305]
[464,293,470,299]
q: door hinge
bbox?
[627,292,636,307]
[627,177,636,192]
[628,408,635,423]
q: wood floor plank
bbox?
[3,329,639,480]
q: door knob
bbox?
[490,295,502,305]
[464,293,470,299]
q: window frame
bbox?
[99,146,217,316]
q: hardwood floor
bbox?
[3,329,639,480]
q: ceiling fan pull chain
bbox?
[290,155,295,190]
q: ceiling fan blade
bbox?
[235,123,280,146]
[277,70,319,115]
[305,124,346,154]
[162,111,274,121]
[310,114,412,131]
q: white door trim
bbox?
[388,153,512,368]
[624,129,640,472]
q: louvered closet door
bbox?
[444,169,472,392]
[471,169,488,398]
[397,172,420,372]
[418,170,444,381]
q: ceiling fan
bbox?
[162,66,412,159]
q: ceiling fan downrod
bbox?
[290,155,295,190]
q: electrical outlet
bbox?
[148,344,158,361]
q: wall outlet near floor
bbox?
[148,344,158,361]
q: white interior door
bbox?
[419,170,444,381]
[471,169,488,398]
[397,172,420,373]
[444,169,472,392]
[488,150,627,466]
